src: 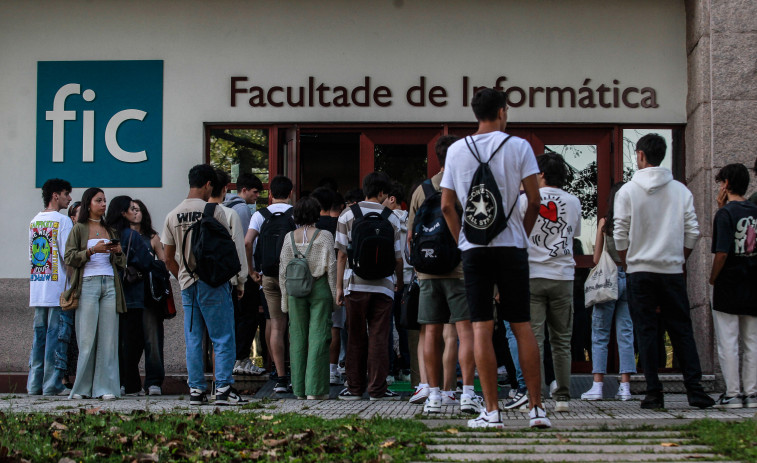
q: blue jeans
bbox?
[504,321,526,389]
[28,306,66,395]
[591,267,636,375]
[182,280,235,391]
[55,310,74,373]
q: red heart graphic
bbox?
[539,201,558,222]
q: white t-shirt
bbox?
[29,211,73,307]
[249,203,293,275]
[440,132,539,251]
[82,239,115,277]
[519,187,582,280]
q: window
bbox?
[208,127,270,210]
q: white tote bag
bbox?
[584,240,618,307]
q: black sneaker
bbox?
[687,389,715,409]
[215,386,248,405]
[273,381,289,393]
[190,389,209,405]
[715,393,743,409]
[504,387,528,410]
[370,389,401,401]
[640,392,664,409]
[338,387,363,400]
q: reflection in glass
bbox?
[622,129,673,181]
[544,144,598,256]
[209,128,269,210]
[375,144,428,201]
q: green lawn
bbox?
[683,418,757,462]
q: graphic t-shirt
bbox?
[29,211,73,306]
[519,187,582,280]
[711,200,757,316]
[162,198,231,290]
[440,132,539,251]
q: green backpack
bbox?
[285,229,321,298]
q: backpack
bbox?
[347,203,396,280]
[463,135,517,245]
[181,202,241,287]
[285,229,321,298]
[144,257,176,319]
[410,179,461,274]
[253,207,295,275]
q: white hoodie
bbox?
[613,167,700,274]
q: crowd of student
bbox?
[27,88,757,429]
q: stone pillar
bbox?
[685,0,757,374]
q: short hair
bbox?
[471,88,506,122]
[41,178,72,207]
[212,168,231,197]
[188,164,216,189]
[345,189,363,205]
[105,195,133,231]
[435,135,459,166]
[715,163,750,196]
[78,188,104,224]
[310,187,335,211]
[537,152,570,189]
[317,177,338,191]
[636,134,667,167]
[270,175,293,199]
[387,181,405,204]
[292,197,321,226]
[237,172,263,191]
[132,199,158,238]
[331,192,345,212]
[362,172,392,199]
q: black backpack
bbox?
[463,135,517,245]
[347,203,396,280]
[410,180,461,274]
[181,202,241,287]
[144,258,175,319]
[253,207,295,275]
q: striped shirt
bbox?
[335,201,402,298]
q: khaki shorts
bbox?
[417,278,470,324]
[262,275,285,320]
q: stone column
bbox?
[685,0,757,374]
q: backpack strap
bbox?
[203,202,217,217]
[349,203,364,220]
[380,207,393,220]
[421,179,437,199]
[290,231,303,259]
[465,135,513,165]
[304,229,320,258]
[259,207,272,220]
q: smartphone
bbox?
[109,239,120,245]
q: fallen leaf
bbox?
[272,420,281,425]
[260,415,274,421]
[240,450,263,459]
[85,407,102,415]
[134,452,159,462]
[93,446,114,457]
[380,438,397,448]
[292,430,313,441]
[57,458,76,463]
[200,449,218,458]
[109,426,120,433]
[263,438,289,447]
[51,431,64,441]
[63,450,83,458]
[556,433,570,443]
[444,428,459,434]
[661,442,680,447]
[50,422,68,431]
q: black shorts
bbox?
[461,247,530,323]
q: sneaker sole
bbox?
[409,395,429,404]
[370,396,401,401]
[190,400,208,405]
[530,418,552,428]
[504,396,529,410]
[715,403,744,409]
[423,407,442,414]
[338,395,363,401]
[468,421,505,429]
[460,405,481,414]
[581,395,602,401]
[273,388,288,393]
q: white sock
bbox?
[463,385,475,396]
[593,381,603,388]
[330,364,338,375]
[429,387,441,399]
[443,390,454,397]
[417,383,428,389]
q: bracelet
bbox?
[88,247,95,255]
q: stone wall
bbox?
[685,0,757,373]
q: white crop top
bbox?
[82,239,115,277]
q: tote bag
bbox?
[584,240,618,307]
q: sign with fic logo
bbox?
[36,60,163,187]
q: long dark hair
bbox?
[602,182,625,235]
[105,195,133,231]
[78,188,105,225]
[133,199,158,238]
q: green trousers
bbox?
[288,277,333,398]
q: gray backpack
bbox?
[285,229,321,298]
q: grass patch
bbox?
[0,409,427,462]
[683,419,757,462]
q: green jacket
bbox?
[63,222,128,314]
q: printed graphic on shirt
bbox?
[734,216,757,256]
[30,221,60,281]
[465,185,497,230]
[532,195,573,257]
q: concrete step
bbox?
[430,437,691,445]
[427,444,710,453]
[422,453,721,462]
[426,431,688,438]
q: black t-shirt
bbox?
[711,200,757,316]
[315,215,338,237]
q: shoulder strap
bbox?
[260,207,272,220]
[465,135,513,165]
[203,202,217,217]
[285,208,294,217]
[304,229,320,258]
[181,221,196,278]
[421,179,436,199]
[487,135,512,165]
[290,232,303,259]
[380,207,393,220]
[350,203,363,220]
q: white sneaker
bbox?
[549,380,558,398]
[615,382,632,401]
[581,382,604,400]
[233,359,245,375]
[147,385,162,396]
[423,395,442,414]
[554,401,570,412]
[460,393,485,414]
[409,384,429,404]
[467,410,504,429]
[497,365,507,376]
[101,394,116,401]
[241,359,256,375]
[386,375,395,385]
[529,405,552,428]
[330,372,341,385]
[441,390,459,405]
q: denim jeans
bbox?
[55,310,74,373]
[182,280,235,391]
[28,306,66,395]
[504,321,526,389]
[71,276,120,398]
[591,267,636,375]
